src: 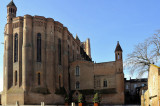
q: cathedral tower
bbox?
[115,41,124,104]
[7,0,17,23]
[4,0,17,91]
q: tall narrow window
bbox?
[59,75,61,88]
[58,39,61,65]
[15,71,17,85]
[103,80,107,87]
[68,45,70,62]
[14,33,18,62]
[38,73,41,85]
[37,33,41,62]
[76,66,80,76]
[73,50,74,61]
[97,80,100,87]
[76,81,80,89]
[118,53,120,59]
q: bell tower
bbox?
[3,0,17,92]
[115,41,123,61]
[7,0,17,23]
[115,41,124,104]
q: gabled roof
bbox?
[7,0,16,7]
[115,41,122,52]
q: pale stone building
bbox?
[1,1,124,105]
[141,64,160,106]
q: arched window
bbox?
[118,53,120,59]
[58,39,61,65]
[15,71,17,85]
[103,80,107,87]
[59,75,61,88]
[14,33,18,62]
[73,50,74,61]
[76,66,80,76]
[11,8,12,13]
[76,81,80,89]
[37,33,41,62]
[38,73,41,85]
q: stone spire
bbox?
[115,41,122,52]
[7,0,16,7]
[75,34,80,40]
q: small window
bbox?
[134,84,137,88]
[76,81,80,89]
[59,75,61,88]
[15,71,17,85]
[103,80,107,87]
[76,66,80,76]
[38,73,41,85]
[126,85,129,89]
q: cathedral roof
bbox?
[115,41,122,52]
[7,0,16,7]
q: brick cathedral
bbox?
[2,0,124,105]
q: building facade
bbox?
[124,78,147,104]
[2,1,124,105]
[141,64,160,106]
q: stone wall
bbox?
[141,64,160,106]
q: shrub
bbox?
[78,94,85,103]
[93,93,101,103]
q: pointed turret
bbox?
[75,34,80,45]
[115,41,122,52]
[115,41,123,61]
[7,0,17,23]
[7,0,16,7]
[75,34,80,41]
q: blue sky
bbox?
[0,0,160,91]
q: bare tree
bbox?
[124,40,156,77]
[150,32,160,61]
